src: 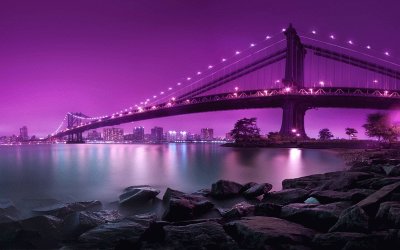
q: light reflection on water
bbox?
[0,144,346,203]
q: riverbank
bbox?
[1,149,399,249]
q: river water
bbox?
[0,143,346,204]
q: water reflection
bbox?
[0,144,346,203]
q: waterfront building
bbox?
[19,126,29,141]
[103,128,124,142]
[200,128,214,141]
[167,130,177,142]
[151,127,163,143]
[133,126,145,142]
[87,130,102,141]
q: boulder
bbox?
[310,189,374,204]
[375,202,400,229]
[356,181,400,216]
[79,220,148,248]
[191,188,211,197]
[210,180,243,199]
[243,183,272,198]
[329,206,369,233]
[282,171,373,191]
[20,215,63,240]
[263,188,310,205]
[239,182,258,193]
[312,232,368,250]
[280,202,352,231]
[162,188,214,221]
[224,216,316,249]
[349,163,384,174]
[254,202,282,217]
[119,186,160,205]
[218,201,254,219]
[0,199,19,218]
[32,200,102,218]
[387,165,400,177]
[162,221,238,249]
[357,177,400,190]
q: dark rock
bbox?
[310,189,374,204]
[162,188,214,221]
[312,232,368,250]
[349,163,384,174]
[218,201,254,219]
[375,201,400,229]
[62,210,121,238]
[224,216,316,249]
[191,188,211,197]
[357,177,400,190]
[243,183,272,198]
[0,214,15,224]
[239,182,258,193]
[263,188,310,205]
[0,221,22,245]
[32,200,102,218]
[356,181,400,216]
[282,171,373,191]
[280,202,352,231]
[119,186,160,205]
[79,220,148,248]
[254,202,282,217]
[163,221,238,249]
[386,165,400,177]
[210,180,243,199]
[329,206,369,233]
[20,215,63,240]
[0,199,19,218]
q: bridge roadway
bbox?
[54,87,400,138]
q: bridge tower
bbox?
[66,113,84,143]
[279,24,308,138]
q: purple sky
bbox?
[1,0,400,138]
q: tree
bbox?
[267,132,282,142]
[362,112,399,142]
[318,128,333,140]
[230,117,261,143]
[345,128,358,139]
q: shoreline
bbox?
[1,149,399,249]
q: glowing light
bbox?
[186,99,190,103]
[265,35,271,40]
[197,71,202,75]
[168,87,172,90]
[311,30,316,34]
[151,106,156,109]
[296,133,300,137]
[292,129,297,133]
[319,81,325,86]
[330,35,335,39]
[275,80,281,83]
[177,82,181,86]
[348,40,353,45]
[264,90,268,94]
[366,45,371,49]
[153,95,157,98]
[233,93,237,96]
[373,79,378,83]
[384,90,389,95]
[385,51,390,56]
[309,88,313,93]
[250,43,255,47]
[285,87,291,92]
[208,65,213,69]
[171,97,176,101]
[235,51,240,55]
[282,28,286,32]
[187,77,191,80]
[146,99,150,102]
[160,92,164,95]
[222,58,226,62]
[234,87,239,91]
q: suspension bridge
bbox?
[49,24,400,143]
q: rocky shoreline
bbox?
[1,150,400,249]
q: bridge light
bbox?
[222,58,227,62]
[282,28,286,32]
[235,51,240,55]
[233,93,237,96]
[250,43,255,47]
[311,30,317,34]
[160,92,164,95]
[171,97,176,101]
[366,45,371,49]
[234,87,239,91]
[285,87,291,92]
[197,71,202,75]
[384,51,390,56]
[292,129,297,133]
[177,82,181,86]
[373,79,378,83]
[384,90,388,96]
[265,35,271,40]
[153,95,157,98]
[329,35,335,39]
[151,106,156,109]
[319,81,325,86]
[208,65,213,69]
[275,79,281,83]
[348,40,353,45]
[264,90,268,94]
[168,87,172,90]
[186,99,190,103]
[309,88,313,93]
[187,77,191,80]
[296,133,300,137]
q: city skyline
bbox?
[1,0,400,138]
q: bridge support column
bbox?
[279,100,308,138]
[67,132,84,144]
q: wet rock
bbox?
[62,210,121,238]
[210,180,243,199]
[349,163,384,174]
[0,221,22,246]
[283,171,373,191]
[280,202,352,231]
[0,214,16,224]
[304,197,320,204]
[20,215,63,240]
[263,188,310,205]
[357,177,400,190]
[162,188,214,221]
[356,181,400,216]
[224,216,316,249]
[254,202,282,217]
[119,186,160,205]
[310,189,374,204]
[329,206,369,233]
[243,183,272,198]
[386,165,400,177]
[191,188,211,197]
[239,182,258,193]
[79,220,148,248]
[375,201,400,229]
[0,199,19,218]
[32,200,102,218]
[218,201,254,219]
[163,221,238,249]
[312,232,368,250]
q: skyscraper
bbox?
[103,128,124,142]
[200,128,214,141]
[151,127,163,143]
[19,126,28,141]
[87,130,102,141]
[133,126,145,142]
